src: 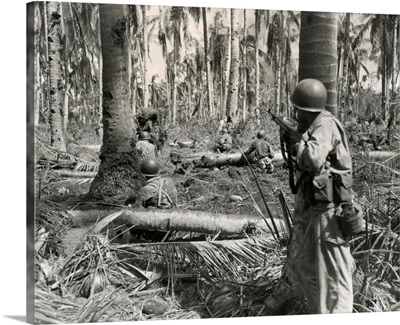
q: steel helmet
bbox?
[222,128,228,134]
[291,78,327,112]
[139,131,151,140]
[256,130,266,139]
[140,158,159,177]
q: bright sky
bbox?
[145,6,395,92]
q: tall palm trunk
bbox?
[46,2,67,152]
[388,15,398,137]
[340,13,351,121]
[278,11,287,114]
[223,15,231,118]
[242,9,247,122]
[298,12,339,116]
[226,8,239,119]
[255,10,260,108]
[172,32,178,125]
[89,4,142,202]
[141,5,149,111]
[203,8,214,116]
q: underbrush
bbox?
[33,116,400,322]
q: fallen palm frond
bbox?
[117,235,283,285]
[52,170,97,178]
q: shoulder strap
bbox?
[157,178,164,207]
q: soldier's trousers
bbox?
[295,201,353,314]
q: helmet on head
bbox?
[256,130,266,139]
[291,78,327,112]
[139,131,151,140]
[140,158,159,177]
[222,128,228,134]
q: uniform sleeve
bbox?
[296,122,337,174]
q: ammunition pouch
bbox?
[311,173,333,203]
[332,174,353,203]
[337,202,364,237]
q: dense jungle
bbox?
[28,2,400,323]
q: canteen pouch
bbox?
[312,173,333,203]
[337,202,364,237]
[333,174,353,203]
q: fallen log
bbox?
[171,150,284,169]
[69,208,287,236]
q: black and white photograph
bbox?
[21,0,400,323]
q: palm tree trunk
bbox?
[279,11,287,114]
[340,13,350,121]
[203,8,214,116]
[88,4,142,202]
[172,33,178,125]
[255,10,260,108]
[226,8,239,119]
[242,9,247,122]
[141,5,149,111]
[298,12,339,116]
[47,2,67,152]
[223,15,231,118]
[390,16,398,126]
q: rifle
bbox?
[267,109,300,194]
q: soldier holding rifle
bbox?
[269,78,362,314]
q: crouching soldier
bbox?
[136,131,157,160]
[244,130,275,173]
[216,128,233,153]
[136,158,178,209]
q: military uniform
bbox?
[294,110,353,313]
[136,140,156,159]
[136,176,178,209]
[244,137,275,172]
[217,133,233,153]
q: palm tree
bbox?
[188,7,215,116]
[141,5,149,111]
[46,2,67,152]
[298,12,339,116]
[158,6,190,125]
[365,14,396,121]
[88,4,142,202]
[226,8,240,120]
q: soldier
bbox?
[136,131,156,159]
[135,158,178,209]
[216,128,233,153]
[244,130,275,173]
[286,78,356,314]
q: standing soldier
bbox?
[216,128,233,153]
[244,130,275,173]
[136,131,157,160]
[285,78,358,314]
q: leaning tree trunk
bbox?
[265,11,339,313]
[47,2,67,152]
[226,8,240,119]
[88,4,142,202]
